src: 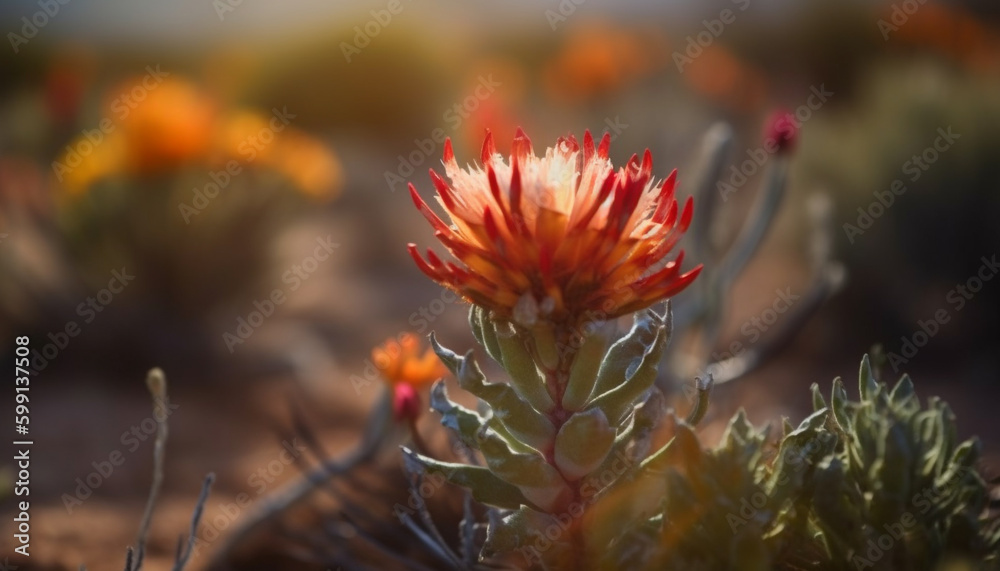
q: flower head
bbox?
[373,333,448,420]
[408,128,701,325]
[764,108,798,154]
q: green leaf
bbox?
[561,320,613,411]
[530,321,561,371]
[470,305,503,365]
[590,309,662,399]
[672,421,704,469]
[430,334,556,452]
[766,409,832,502]
[685,375,713,426]
[830,377,851,433]
[493,320,556,413]
[554,408,616,480]
[811,457,864,548]
[401,447,532,510]
[945,438,981,477]
[872,423,912,520]
[428,380,485,450]
[586,392,665,491]
[720,409,756,446]
[859,354,878,401]
[626,385,668,454]
[889,373,917,411]
[637,419,704,478]
[477,428,571,511]
[811,382,827,412]
[588,315,668,424]
[483,506,572,566]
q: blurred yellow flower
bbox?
[54,76,342,200]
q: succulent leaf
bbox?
[401,447,533,510]
[553,408,616,481]
[430,334,557,452]
[429,380,486,450]
[561,320,613,411]
[493,320,557,413]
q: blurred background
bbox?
[1,0,999,568]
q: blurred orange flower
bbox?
[681,45,768,113]
[54,76,342,199]
[888,2,1000,73]
[542,22,657,103]
[408,128,701,326]
[373,333,448,420]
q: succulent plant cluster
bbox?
[409,322,999,570]
[596,355,999,570]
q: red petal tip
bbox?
[481,130,496,164]
[512,127,533,159]
[597,132,611,158]
[583,130,596,163]
[680,195,694,230]
[407,183,421,205]
[641,149,653,175]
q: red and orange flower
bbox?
[373,333,449,421]
[408,128,701,325]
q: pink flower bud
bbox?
[764,109,798,154]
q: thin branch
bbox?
[403,470,463,569]
[707,263,844,385]
[133,368,170,570]
[207,391,390,565]
[172,472,215,571]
